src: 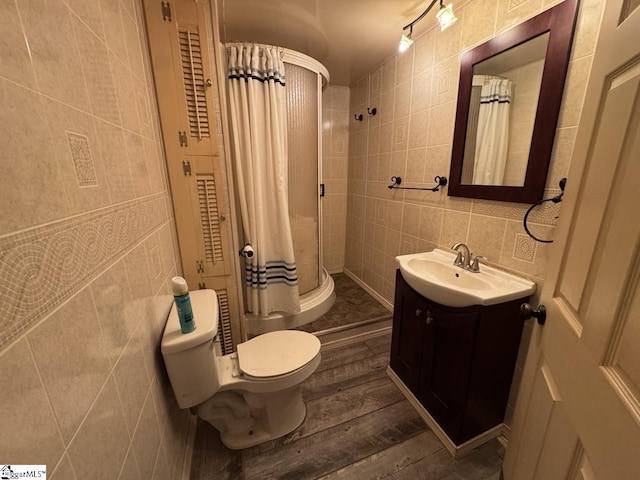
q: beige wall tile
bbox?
[410,69,432,114]
[413,30,436,74]
[379,89,395,124]
[91,260,136,366]
[394,81,412,119]
[0,79,69,234]
[29,288,112,443]
[419,206,444,244]
[547,126,577,187]
[381,57,397,93]
[408,110,430,149]
[440,209,471,247]
[112,54,142,134]
[74,18,121,124]
[18,0,90,111]
[396,48,414,85]
[50,454,77,480]
[67,0,105,40]
[94,119,136,203]
[431,56,460,107]
[119,447,142,480]
[42,96,112,213]
[125,131,152,197]
[0,0,37,88]
[67,375,130,480]
[132,392,162,480]
[144,137,166,195]
[427,101,456,147]
[406,148,427,183]
[467,214,507,261]
[558,56,592,128]
[99,0,128,64]
[461,0,498,49]
[434,8,464,63]
[495,0,544,33]
[122,11,145,82]
[0,339,65,466]
[114,334,151,435]
[570,0,605,60]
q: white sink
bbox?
[396,249,536,308]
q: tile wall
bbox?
[0,0,189,478]
[343,0,605,424]
[321,85,350,274]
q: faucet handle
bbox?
[470,256,487,272]
[454,251,464,266]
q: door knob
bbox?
[520,303,546,325]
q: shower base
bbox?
[244,269,336,335]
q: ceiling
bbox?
[219,0,443,86]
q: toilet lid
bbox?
[237,330,321,378]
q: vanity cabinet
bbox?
[390,270,528,446]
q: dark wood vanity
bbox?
[389,270,529,450]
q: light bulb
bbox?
[436,3,458,31]
[398,33,414,52]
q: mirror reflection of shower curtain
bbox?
[472,76,512,185]
[227,44,301,316]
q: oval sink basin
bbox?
[396,249,536,307]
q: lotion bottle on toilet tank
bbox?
[171,276,196,334]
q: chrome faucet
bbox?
[451,242,471,269]
[451,243,487,273]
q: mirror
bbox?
[448,0,578,203]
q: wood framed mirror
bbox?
[448,0,579,203]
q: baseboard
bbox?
[181,413,198,480]
[497,424,510,449]
[386,367,505,458]
[343,269,394,311]
[317,319,392,350]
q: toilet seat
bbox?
[237,330,321,379]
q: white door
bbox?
[503,0,640,478]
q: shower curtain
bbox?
[472,76,512,185]
[227,44,300,316]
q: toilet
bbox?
[161,289,321,449]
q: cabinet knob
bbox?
[520,303,546,325]
[415,308,422,317]
[426,311,433,325]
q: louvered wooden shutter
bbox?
[179,29,210,140]
[197,175,224,265]
[217,290,233,355]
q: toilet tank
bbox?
[161,289,221,409]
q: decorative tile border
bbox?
[0,194,168,352]
[472,188,562,226]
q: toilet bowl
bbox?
[161,289,321,449]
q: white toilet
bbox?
[161,289,321,449]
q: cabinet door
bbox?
[390,271,429,392]
[420,304,479,443]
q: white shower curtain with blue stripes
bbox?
[472,75,512,185]
[227,44,300,317]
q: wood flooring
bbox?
[189,333,504,480]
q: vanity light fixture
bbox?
[399,0,458,52]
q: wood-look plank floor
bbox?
[190,334,504,480]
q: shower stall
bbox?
[226,44,335,335]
